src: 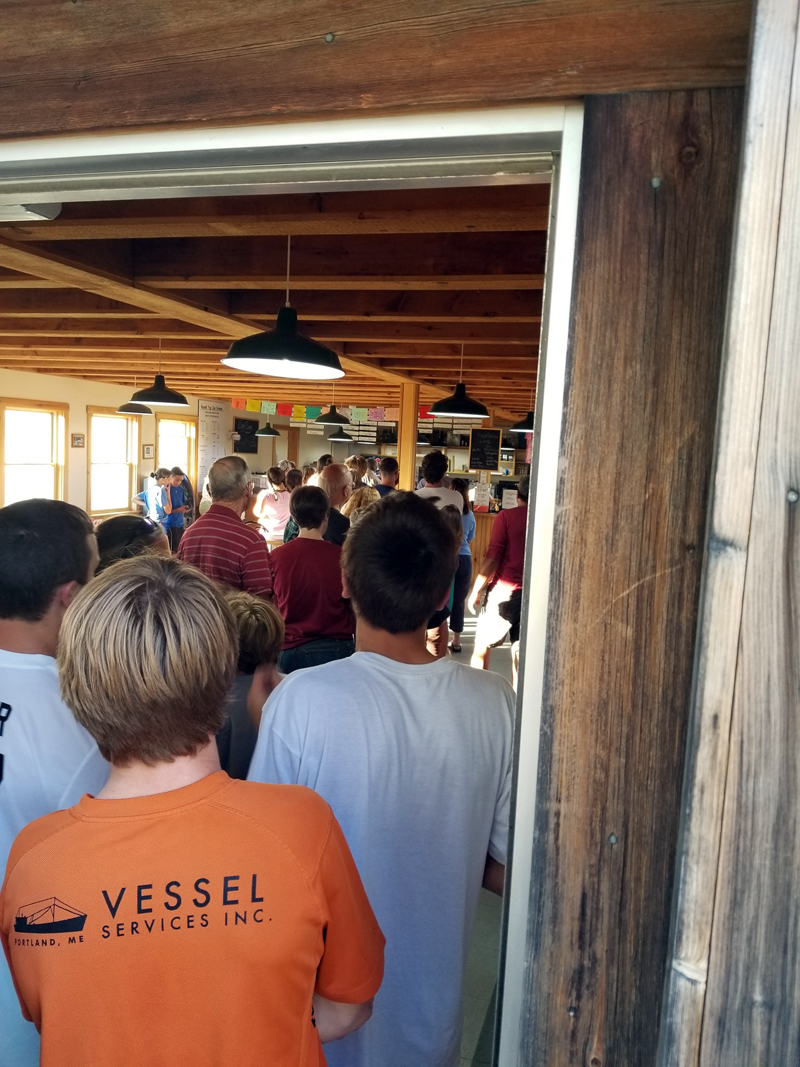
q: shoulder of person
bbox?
[450,662,516,720]
[3,809,77,883]
[216,781,333,864]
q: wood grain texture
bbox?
[397,382,419,491]
[521,89,742,1066]
[0,1,751,137]
[657,2,800,1064]
[697,6,800,1063]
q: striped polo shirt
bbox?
[177,503,273,599]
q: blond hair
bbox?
[341,485,380,519]
[58,555,237,766]
[223,590,285,673]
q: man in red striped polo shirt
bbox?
[177,455,273,599]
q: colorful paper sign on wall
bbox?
[368,407,385,421]
[261,400,276,414]
[351,408,368,422]
[419,404,432,419]
[276,403,292,417]
[384,407,400,422]
[245,399,261,412]
[292,405,306,420]
[231,397,246,410]
[305,406,321,419]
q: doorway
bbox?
[0,104,584,1066]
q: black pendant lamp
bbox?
[327,428,355,443]
[221,236,344,380]
[117,401,152,414]
[255,421,281,437]
[128,342,189,408]
[314,382,351,426]
[427,345,489,420]
[509,389,535,434]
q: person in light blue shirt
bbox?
[133,468,172,526]
[448,478,475,653]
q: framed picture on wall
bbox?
[233,417,259,454]
[71,434,85,448]
[142,444,155,459]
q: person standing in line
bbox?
[301,465,316,485]
[283,464,352,547]
[133,468,172,525]
[216,590,285,779]
[256,466,292,542]
[447,478,475,654]
[345,455,368,490]
[468,474,529,683]
[270,487,356,674]
[365,457,380,487]
[249,493,514,1067]
[173,467,195,527]
[0,500,109,1067]
[414,451,464,511]
[375,456,399,498]
[286,469,303,492]
[1,556,384,1067]
[177,456,273,600]
[307,453,333,488]
[95,514,171,573]
[163,470,190,553]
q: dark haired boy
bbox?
[269,486,355,673]
[415,450,463,511]
[0,499,108,1066]
[375,456,399,497]
[249,492,514,1067]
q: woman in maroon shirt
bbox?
[269,486,356,673]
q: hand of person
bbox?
[468,591,480,615]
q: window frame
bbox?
[86,405,140,518]
[155,413,198,491]
[0,397,68,507]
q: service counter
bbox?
[470,510,498,566]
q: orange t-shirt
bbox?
[0,772,384,1067]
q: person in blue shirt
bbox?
[448,478,475,653]
[133,468,172,526]
[163,469,190,552]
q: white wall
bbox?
[0,367,384,507]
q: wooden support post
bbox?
[287,427,300,468]
[659,3,800,1065]
[519,88,743,1066]
[397,382,419,491]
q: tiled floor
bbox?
[450,615,513,1065]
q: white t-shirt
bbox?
[415,485,466,512]
[0,649,109,1067]
[248,652,514,1067]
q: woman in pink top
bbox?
[256,466,292,541]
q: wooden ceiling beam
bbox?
[0,317,538,346]
[344,341,538,359]
[1,208,549,242]
[147,274,544,291]
[232,289,542,322]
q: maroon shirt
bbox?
[486,504,528,593]
[176,503,273,599]
[270,537,355,649]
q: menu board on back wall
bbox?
[197,400,226,491]
[468,428,502,471]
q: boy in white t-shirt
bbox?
[249,491,515,1067]
[0,500,109,1067]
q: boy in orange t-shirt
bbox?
[0,556,384,1067]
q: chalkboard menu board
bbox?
[233,417,259,455]
[469,428,502,471]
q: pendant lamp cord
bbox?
[459,343,465,382]
[158,337,162,375]
[285,235,292,308]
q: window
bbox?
[0,400,67,507]
[87,408,139,516]
[157,416,197,487]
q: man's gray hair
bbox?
[319,463,352,494]
[208,455,251,502]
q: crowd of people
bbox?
[0,447,529,1067]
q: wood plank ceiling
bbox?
[0,184,548,417]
